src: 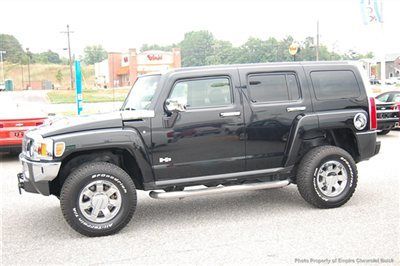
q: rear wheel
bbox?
[60,162,137,237]
[377,130,390,135]
[296,146,358,209]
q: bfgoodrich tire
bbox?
[296,146,358,209]
[60,162,137,237]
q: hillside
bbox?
[3,63,95,90]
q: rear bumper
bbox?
[17,154,61,195]
[356,131,380,161]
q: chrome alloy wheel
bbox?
[78,180,122,223]
[316,160,348,197]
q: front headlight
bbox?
[29,135,54,160]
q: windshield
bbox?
[122,75,160,110]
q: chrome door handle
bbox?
[219,111,241,117]
[286,106,306,112]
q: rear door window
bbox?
[310,70,361,100]
[247,73,301,103]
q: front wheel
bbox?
[296,146,358,209]
[60,162,137,237]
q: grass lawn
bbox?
[47,88,130,104]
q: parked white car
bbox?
[385,77,400,85]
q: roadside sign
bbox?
[289,43,299,56]
[74,60,83,115]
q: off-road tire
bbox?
[296,146,358,209]
[60,162,137,237]
[377,130,390,135]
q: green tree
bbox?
[205,40,240,65]
[83,45,107,65]
[140,43,174,52]
[33,50,62,64]
[55,69,63,83]
[179,30,215,67]
[238,37,267,63]
[0,34,25,63]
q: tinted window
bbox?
[393,93,400,102]
[376,93,390,102]
[287,74,300,100]
[311,70,360,100]
[248,73,300,103]
[169,77,232,108]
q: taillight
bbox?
[369,97,377,130]
[0,124,3,128]
[36,122,43,126]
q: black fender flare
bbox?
[52,127,154,184]
[284,109,368,167]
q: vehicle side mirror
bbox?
[165,99,187,113]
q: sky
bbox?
[1,0,398,58]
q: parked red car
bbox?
[0,108,47,154]
[375,91,400,134]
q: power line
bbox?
[61,25,74,90]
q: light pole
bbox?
[316,20,320,61]
[0,50,6,85]
[61,25,74,90]
[26,48,31,89]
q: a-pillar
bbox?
[129,48,138,85]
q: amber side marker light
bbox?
[54,142,65,157]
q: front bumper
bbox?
[0,144,21,153]
[377,119,399,131]
[17,154,61,195]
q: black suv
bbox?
[18,62,380,237]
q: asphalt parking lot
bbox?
[1,132,399,265]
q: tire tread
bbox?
[297,145,358,209]
[60,162,136,237]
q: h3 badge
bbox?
[159,157,172,163]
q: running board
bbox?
[149,179,290,199]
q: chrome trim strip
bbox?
[377,118,399,122]
[155,167,290,186]
[376,110,399,114]
[219,111,241,117]
[356,130,377,135]
[149,179,290,199]
[286,106,306,112]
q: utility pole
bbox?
[26,48,31,89]
[61,25,74,90]
[21,60,24,89]
[316,20,320,61]
[0,50,6,85]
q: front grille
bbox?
[377,111,399,120]
[22,137,32,156]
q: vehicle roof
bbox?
[376,90,400,96]
[165,61,352,75]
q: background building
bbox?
[375,53,400,79]
[361,53,400,79]
[95,48,181,88]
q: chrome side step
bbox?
[149,179,290,199]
